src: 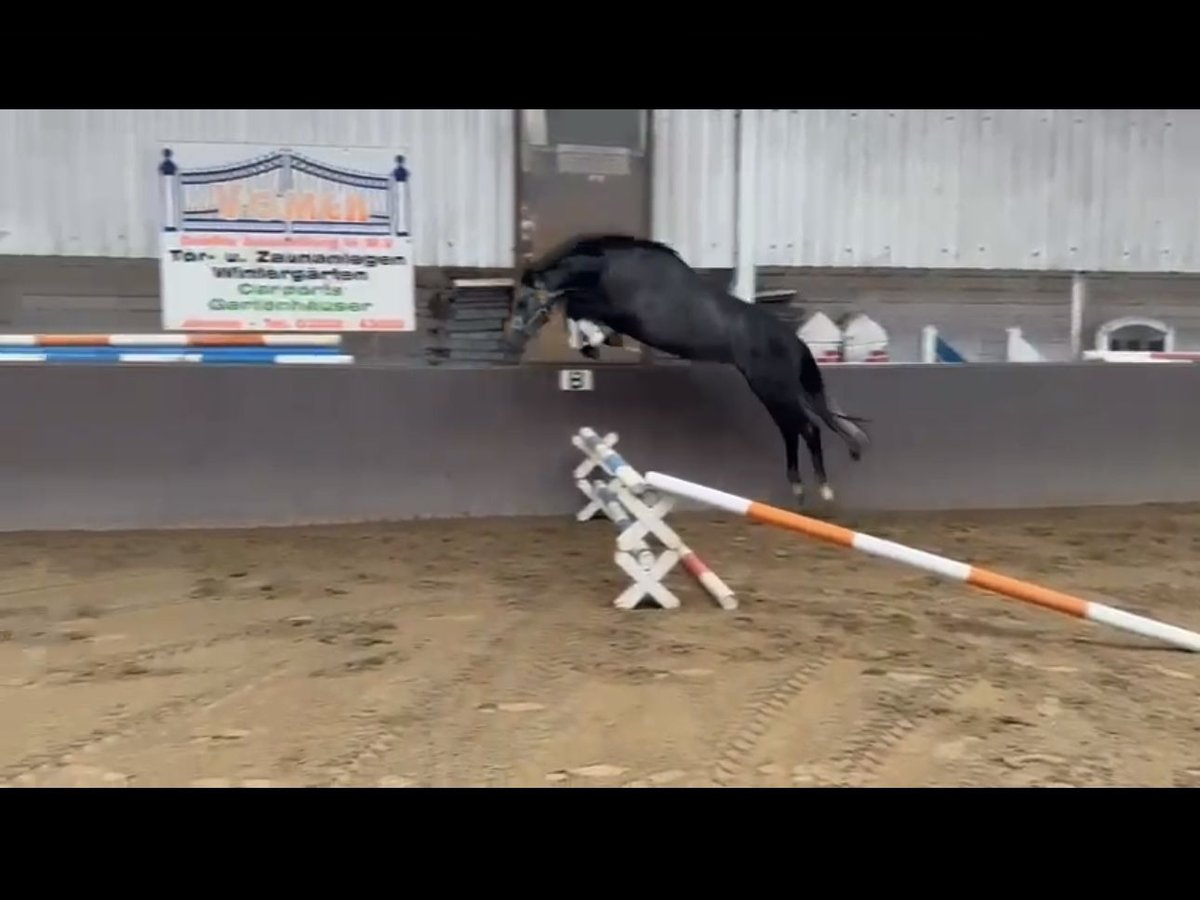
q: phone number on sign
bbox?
[181,318,407,330]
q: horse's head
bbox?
[503,268,563,349]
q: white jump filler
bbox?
[572,427,737,611]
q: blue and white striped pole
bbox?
[576,426,645,493]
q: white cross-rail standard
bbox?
[572,427,737,611]
[579,476,684,609]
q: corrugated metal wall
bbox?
[0,109,515,268]
[650,109,737,268]
[753,109,1200,274]
[8,108,1199,277]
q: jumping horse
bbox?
[503,234,869,506]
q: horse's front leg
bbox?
[566,318,602,359]
[565,294,618,360]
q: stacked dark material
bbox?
[423,280,524,367]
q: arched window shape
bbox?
[1094,316,1174,353]
[839,312,890,363]
[797,311,843,363]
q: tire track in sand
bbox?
[2,598,457,785]
[444,614,592,788]
[315,606,532,787]
[321,609,592,787]
[708,650,837,787]
[804,675,978,787]
[1,657,291,785]
[34,595,456,685]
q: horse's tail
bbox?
[796,341,870,460]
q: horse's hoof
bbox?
[580,346,600,360]
[849,449,862,462]
[819,485,835,503]
[790,483,805,506]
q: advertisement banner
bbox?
[157,141,414,332]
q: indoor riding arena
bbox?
[4,490,1200,789]
[3,108,1200,789]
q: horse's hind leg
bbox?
[774,409,805,504]
[745,376,807,505]
[799,417,834,503]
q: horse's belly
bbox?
[631,330,730,363]
[604,299,735,363]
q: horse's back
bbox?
[595,245,768,362]
[530,233,682,273]
[543,232,802,360]
[575,234,684,260]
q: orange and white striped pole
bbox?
[644,471,1200,653]
[0,333,343,347]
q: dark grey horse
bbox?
[504,234,869,505]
